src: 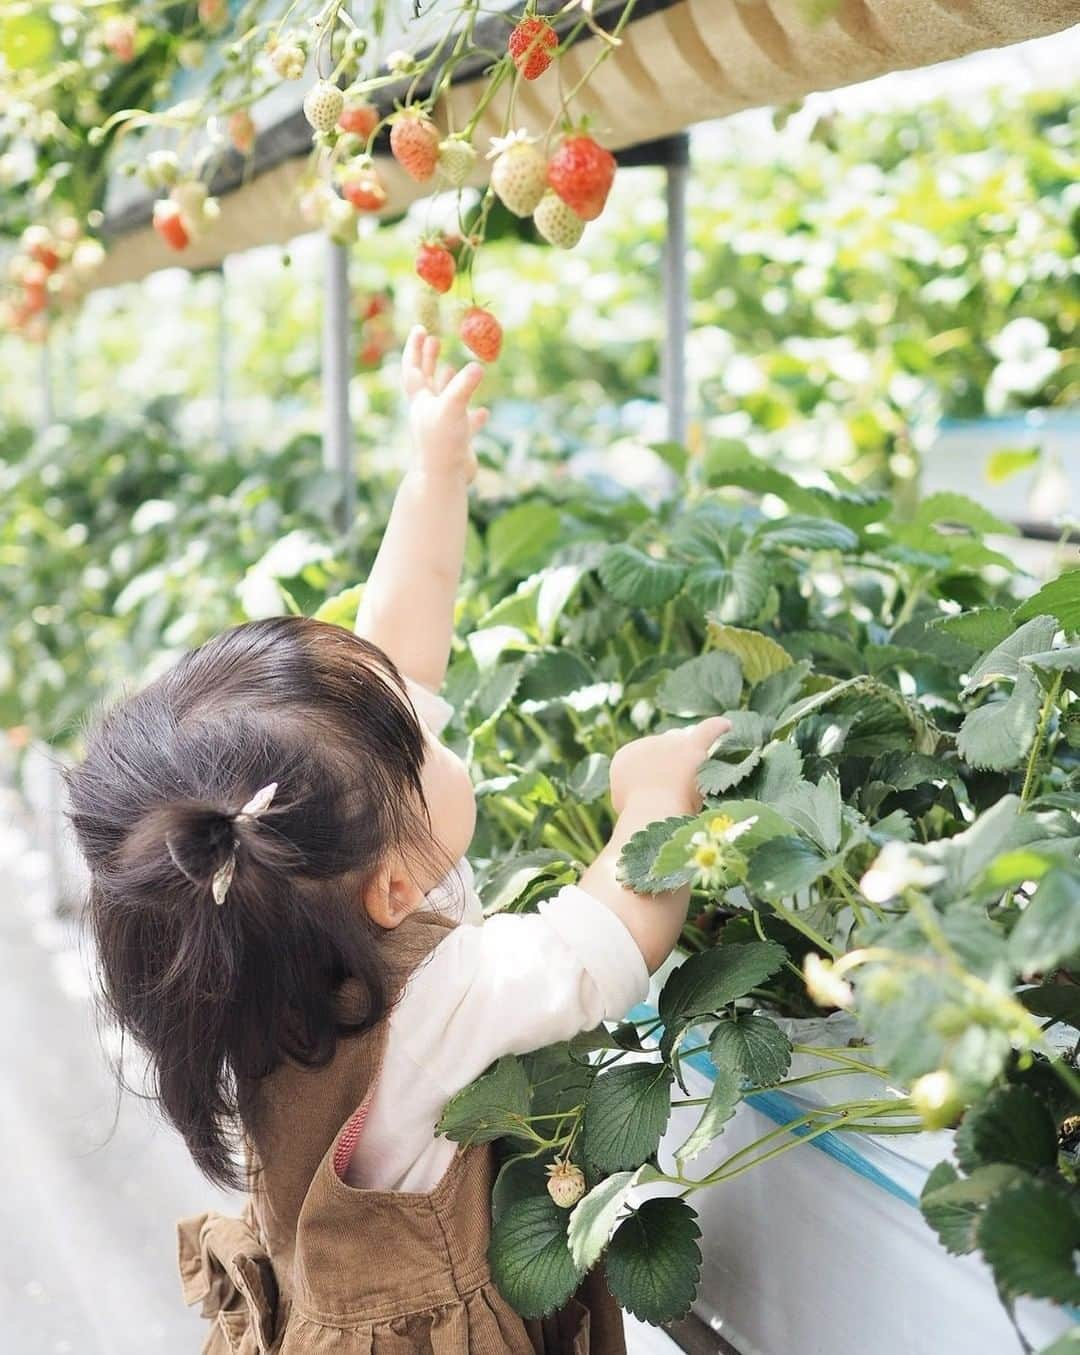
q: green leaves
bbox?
[617,815,695,894]
[1014,572,1080,633]
[675,1065,741,1162]
[746,836,831,899]
[920,1162,1025,1257]
[709,1014,792,1087]
[978,1179,1080,1305]
[707,624,793,684]
[954,1085,1059,1174]
[956,670,1044,771]
[566,1170,637,1272]
[583,1064,674,1172]
[1008,870,1080,974]
[487,503,561,576]
[656,652,742,717]
[658,943,787,1059]
[436,1056,533,1145]
[489,1194,584,1318]
[605,1198,702,1325]
[598,545,685,606]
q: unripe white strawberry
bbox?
[487,130,546,217]
[533,191,585,249]
[270,42,305,80]
[144,149,180,189]
[545,1160,586,1209]
[415,287,441,335]
[304,81,345,134]
[323,196,358,246]
[437,136,478,188]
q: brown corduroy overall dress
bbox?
[177,910,627,1354]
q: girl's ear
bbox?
[361,862,426,929]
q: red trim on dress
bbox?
[333,1098,371,1180]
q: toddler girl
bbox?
[68,327,727,1354]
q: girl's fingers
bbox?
[403,325,425,374]
[435,362,454,394]
[442,361,486,408]
[421,334,440,382]
[468,407,489,431]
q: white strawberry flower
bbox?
[803,953,854,1010]
[860,840,944,904]
[486,128,536,160]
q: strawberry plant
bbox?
[402,447,1080,1342]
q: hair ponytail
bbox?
[68,616,438,1190]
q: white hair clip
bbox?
[211,782,278,906]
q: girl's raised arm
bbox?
[354,327,489,692]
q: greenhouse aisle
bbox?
[0,784,683,1355]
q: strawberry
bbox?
[487,131,547,217]
[415,240,455,294]
[103,14,137,62]
[508,16,558,80]
[460,306,502,363]
[22,226,60,272]
[341,164,387,213]
[338,96,378,139]
[545,1160,585,1209]
[415,288,441,335]
[153,200,190,252]
[437,136,478,187]
[547,134,616,222]
[269,42,305,80]
[228,110,256,154]
[533,191,585,249]
[390,108,440,183]
[304,81,345,134]
[198,0,229,30]
[362,292,391,320]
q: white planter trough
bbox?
[624,956,1075,1355]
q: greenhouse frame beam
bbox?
[323,239,354,533]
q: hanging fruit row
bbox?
[2,2,639,360]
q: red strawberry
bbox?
[103,15,137,62]
[341,165,387,212]
[508,17,558,80]
[22,226,60,272]
[390,108,440,182]
[198,0,229,29]
[415,241,455,294]
[547,134,616,222]
[460,306,502,363]
[228,110,256,153]
[338,97,378,138]
[153,200,190,251]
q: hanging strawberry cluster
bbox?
[2,3,637,357]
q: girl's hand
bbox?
[402,326,489,484]
[610,718,732,818]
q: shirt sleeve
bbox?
[393,884,651,1102]
[402,675,454,736]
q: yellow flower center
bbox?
[694,844,720,869]
[708,814,736,837]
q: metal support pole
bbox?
[323,238,355,533]
[38,336,53,434]
[216,264,230,454]
[662,158,689,447]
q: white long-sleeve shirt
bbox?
[342,680,650,1192]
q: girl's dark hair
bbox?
[66,616,438,1190]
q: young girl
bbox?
[68,327,728,1355]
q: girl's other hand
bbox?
[401,325,489,484]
